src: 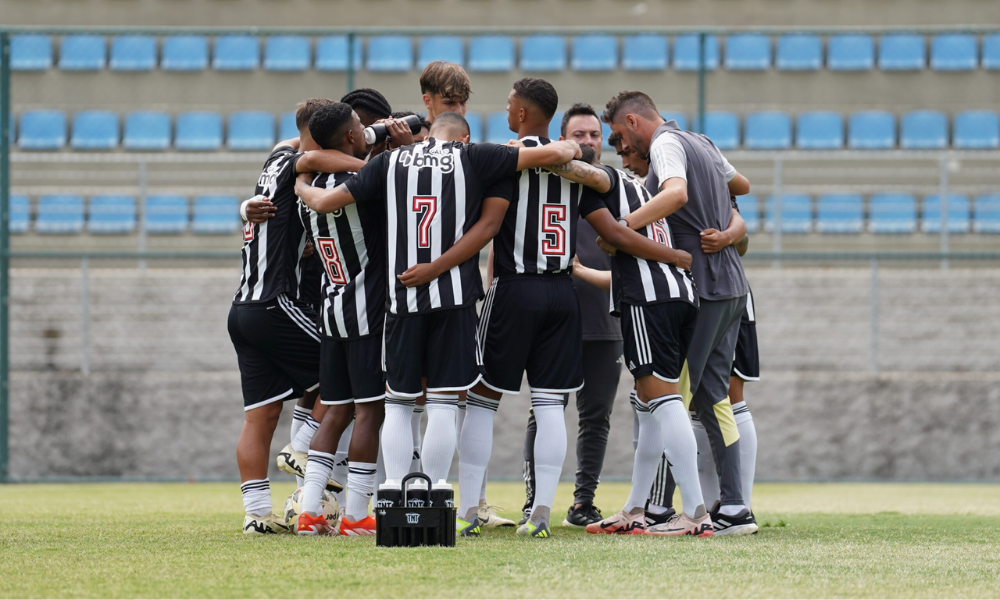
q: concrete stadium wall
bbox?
[7,267,1000,481]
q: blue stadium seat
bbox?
[571,35,617,71]
[109,36,157,71]
[744,111,792,149]
[468,36,515,72]
[279,111,298,140]
[162,36,209,71]
[878,34,925,71]
[11,35,53,70]
[192,195,240,234]
[228,111,275,151]
[36,195,85,234]
[776,34,822,71]
[870,193,917,233]
[983,34,1000,70]
[953,111,1000,149]
[622,35,668,71]
[465,113,483,144]
[59,35,106,70]
[417,37,464,69]
[18,110,67,150]
[367,36,413,72]
[704,112,740,149]
[145,195,189,234]
[264,36,311,72]
[315,36,362,71]
[734,194,760,233]
[213,36,259,70]
[486,112,511,144]
[848,111,896,149]
[900,110,948,149]
[765,194,812,233]
[724,34,771,70]
[660,112,688,131]
[521,36,566,71]
[674,35,720,71]
[88,195,136,234]
[175,112,223,151]
[548,111,564,141]
[10,196,30,234]
[973,195,1000,233]
[827,34,875,71]
[71,110,119,150]
[816,194,864,233]
[930,34,977,71]
[922,195,970,233]
[123,111,171,151]
[796,111,844,149]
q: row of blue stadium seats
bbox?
[7,194,240,234]
[10,33,1000,73]
[736,194,1000,234]
[11,108,1000,151]
[8,193,1000,235]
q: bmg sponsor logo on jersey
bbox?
[399,148,455,173]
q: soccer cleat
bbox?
[516,519,551,538]
[275,445,344,494]
[456,516,482,537]
[709,504,758,536]
[517,508,531,527]
[243,512,290,535]
[584,509,646,535]
[644,507,677,528]
[296,511,335,536]
[339,515,377,536]
[478,501,516,528]
[645,511,714,537]
[563,503,604,527]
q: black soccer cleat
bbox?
[644,501,676,527]
[709,503,759,536]
[562,503,604,527]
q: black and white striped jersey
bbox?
[345,138,520,316]
[234,145,307,304]
[299,171,386,339]
[584,165,698,314]
[492,136,602,277]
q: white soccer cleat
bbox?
[243,512,290,535]
[478,501,516,528]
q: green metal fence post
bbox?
[347,31,356,94]
[697,32,706,134]
[0,32,11,483]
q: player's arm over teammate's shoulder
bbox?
[295,149,367,175]
[295,152,390,214]
[541,146,612,193]
[571,255,611,291]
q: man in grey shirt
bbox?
[602,91,757,535]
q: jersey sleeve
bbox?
[579,165,618,218]
[344,153,388,203]
[467,143,520,186]
[719,150,738,182]
[484,175,515,203]
[648,134,687,185]
[273,151,304,190]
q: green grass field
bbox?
[2,481,999,598]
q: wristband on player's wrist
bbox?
[240,199,251,222]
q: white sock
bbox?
[410,406,424,474]
[530,393,567,524]
[732,401,757,510]
[650,395,704,518]
[345,461,377,521]
[382,397,415,482]
[456,400,466,456]
[480,467,488,503]
[241,478,271,517]
[421,394,459,483]
[376,442,386,486]
[647,503,671,515]
[301,450,335,515]
[691,412,720,508]
[291,414,320,454]
[630,390,640,451]
[291,406,312,487]
[458,392,499,519]
[331,423,351,508]
[624,403,663,513]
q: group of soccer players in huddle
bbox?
[229,59,760,539]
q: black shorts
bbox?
[382,305,481,397]
[478,275,584,394]
[228,294,321,411]
[621,300,698,383]
[320,335,386,405]
[731,321,760,381]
